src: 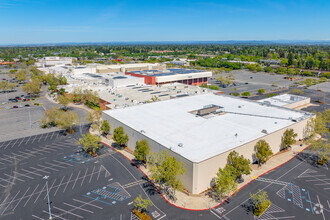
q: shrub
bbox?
[232,92,240,96]
[241,91,251,96]
[289,88,304,95]
[208,85,220,90]
[258,88,265,94]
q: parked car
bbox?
[21,95,24,97]
[26,99,30,101]
[2,78,6,80]
[17,97,22,100]
[1,102,8,104]
[18,105,23,108]
[13,106,18,108]
[25,104,30,107]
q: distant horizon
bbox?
[0,0,329,45]
[1,40,330,47]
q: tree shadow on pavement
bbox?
[240,199,254,215]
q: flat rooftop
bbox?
[258,94,309,107]
[130,68,209,77]
[104,94,313,163]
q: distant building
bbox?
[126,68,212,86]
[96,63,166,73]
[258,94,310,109]
[36,57,73,67]
[259,59,282,65]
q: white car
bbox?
[1,102,8,104]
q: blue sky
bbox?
[0,0,329,44]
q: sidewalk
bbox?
[94,128,321,209]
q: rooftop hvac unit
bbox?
[261,129,268,134]
[178,143,183,147]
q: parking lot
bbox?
[0,106,58,142]
[0,128,221,220]
[210,70,311,95]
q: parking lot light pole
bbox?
[43,176,52,220]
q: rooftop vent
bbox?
[197,104,222,116]
[261,129,268,134]
[178,143,183,147]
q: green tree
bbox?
[77,133,102,153]
[250,190,272,216]
[227,151,251,181]
[113,126,129,147]
[15,69,28,82]
[208,85,220,90]
[134,139,150,163]
[56,110,79,133]
[265,66,274,73]
[257,88,265,94]
[133,194,152,212]
[101,120,110,135]
[214,166,237,198]
[289,88,304,95]
[149,150,185,195]
[282,129,297,150]
[57,95,70,110]
[22,80,41,96]
[309,139,329,165]
[241,91,251,96]
[255,140,273,165]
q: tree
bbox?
[208,85,219,90]
[250,190,271,216]
[265,66,274,73]
[15,70,28,82]
[134,194,152,212]
[113,126,129,147]
[227,151,251,181]
[282,129,297,150]
[289,88,304,95]
[101,120,110,135]
[22,80,41,96]
[257,88,265,94]
[241,91,251,96]
[149,151,185,195]
[309,139,330,165]
[77,133,101,153]
[41,107,60,126]
[57,95,70,110]
[255,140,273,165]
[134,139,150,163]
[214,166,237,198]
[56,110,79,133]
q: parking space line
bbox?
[3,140,13,150]
[21,168,44,177]
[23,184,39,207]
[12,187,30,211]
[72,171,81,190]
[32,214,45,220]
[0,194,10,208]
[63,173,73,193]
[53,206,84,219]
[89,166,95,184]
[37,164,59,172]
[34,183,46,203]
[17,137,26,147]
[52,160,75,167]
[10,138,20,148]
[31,135,38,144]
[0,176,15,185]
[43,162,66,169]
[37,134,44,142]
[24,135,32,145]
[29,167,51,174]
[50,131,55,139]
[42,210,68,220]
[4,173,25,182]
[13,171,34,179]
[72,198,103,209]
[63,202,94,213]
[81,168,88,186]
[43,132,50,141]
[54,176,65,196]
[1,190,20,215]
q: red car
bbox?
[17,98,22,100]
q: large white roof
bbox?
[104,94,312,163]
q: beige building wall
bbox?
[284,97,311,109]
[103,112,311,194]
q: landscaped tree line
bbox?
[41,107,79,133]
[113,126,129,147]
